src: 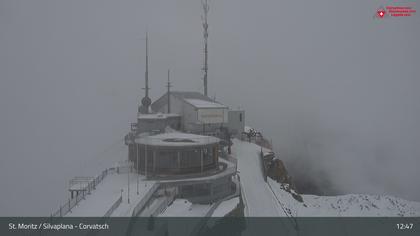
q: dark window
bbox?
[239,113,243,122]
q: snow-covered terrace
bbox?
[66,170,155,217]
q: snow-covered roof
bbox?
[184,99,228,109]
[151,91,228,111]
[136,132,219,147]
[137,112,180,120]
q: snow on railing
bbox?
[104,196,122,217]
[188,188,240,236]
[131,183,160,217]
[146,188,177,217]
[51,168,113,217]
[238,176,249,217]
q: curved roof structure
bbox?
[136,132,219,147]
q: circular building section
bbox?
[130,132,220,175]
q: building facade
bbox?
[151,91,229,135]
[129,132,220,176]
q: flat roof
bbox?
[137,113,181,120]
[136,132,219,147]
[184,99,228,109]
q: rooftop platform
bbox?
[136,132,219,147]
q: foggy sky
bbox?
[1,0,419,216]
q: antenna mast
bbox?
[202,0,209,96]
[140,32,151,114]
[166,69,172,113]
[145,32,150,98]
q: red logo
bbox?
[377,9,386,18]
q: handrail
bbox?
[51,168,113,217]
[131,183,160,216]
[104,196,122,217]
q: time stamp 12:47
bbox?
[396,223,414,230]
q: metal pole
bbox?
[167,69,171,113]
[145,144,148,179]
[201,149,204,173]
[202,0,209,96]
[136,144,139,195]
[128,151,130,204]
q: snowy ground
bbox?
[159,199,213,217]
[232,139,285,216]
[233,138,420,217]
[268,178,420,217]
[66,172,155,217]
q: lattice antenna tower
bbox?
[201,0,209,96]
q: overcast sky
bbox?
[0,0,419,216]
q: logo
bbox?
[375,3,416,19]
[377,8,386,18]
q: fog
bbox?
[0,0,419,216]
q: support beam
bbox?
[200,149,204,172]
[153,150,156,172]
[145,145,148,178]
[177,151,181,170]
[136,144,139,195]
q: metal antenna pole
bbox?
[140,32,152,114]
[202,0,209,96]
[166,69,172,113]
[145,32,149,98]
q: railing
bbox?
[189,187,240,236]
[103,196,122,217]
[131,183,160,216]
[259,149,268,182]
[241,132,272,150]
[151,188,177,216]
[51,168,111,217]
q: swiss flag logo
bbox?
[377,9,386,18]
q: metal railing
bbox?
[51,168,111,217]
[131,183,160,216]
[150,188,177,216]
[104,196,122,217]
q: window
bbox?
[239,113,242,122]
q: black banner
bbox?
[0,217,419,236]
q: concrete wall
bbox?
[136,116,181,134]
[227,110,245,138]
[182,101,198,131]
[137,118,166,134]
[154,94,229,135]
[179,175,235,204]
[197,108,228,124]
